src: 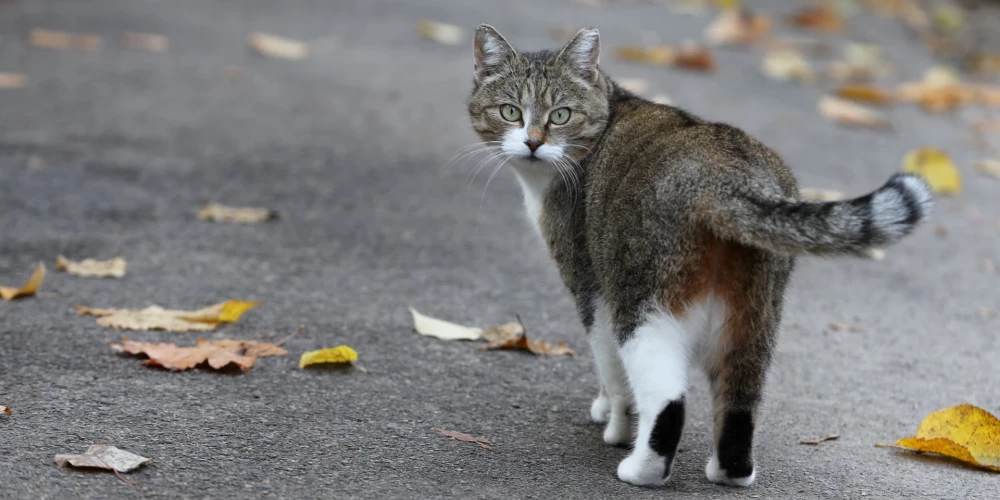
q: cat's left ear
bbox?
[474,24,517,82]
[557,28,600,82]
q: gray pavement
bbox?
[1,0,999,498]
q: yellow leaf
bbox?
[836,84,895,104]
[902,147,961,195]
[248,32,308,60]
[197,203,277,223]
[409,307,483,341]
[890,404,1000,473]
[76,300,260,332]
[299,345,358,368]
[0,73,27,89]
[761,49,814,83]
[0,262,46,301]
[55,255,127,278]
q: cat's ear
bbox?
[557,28,600,82]
[473,24,517,82]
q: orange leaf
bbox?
[836,84,896,104]
[673,45,716,72]
[478,316,574,356]
[789,4,844,33]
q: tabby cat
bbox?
[465,25,932,487]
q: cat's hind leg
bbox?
[588,299,631,446]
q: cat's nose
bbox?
[525,139,542,152]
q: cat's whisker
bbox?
[442,142,503,173]
[464,151,507,197]
[478,154,513,215]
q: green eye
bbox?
[549,107,571,125]
[499,104,522,122]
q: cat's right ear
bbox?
[473,24,517,82]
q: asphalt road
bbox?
[1,1,999,498]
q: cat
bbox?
[465,25,932,487]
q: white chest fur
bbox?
[511,161,555,237]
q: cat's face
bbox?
[467,25,610,166]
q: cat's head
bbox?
[467,25,611,166]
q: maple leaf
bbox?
[76,300,260,332]
[479,316,574,356]
[110,337,285,371]
[434,427,492,450]
[879,404,1000,473]
[298,345,358,368]
[197,203,278,223]
[56,255,127,278]
[0,262,46,301]
[54,445,150,474]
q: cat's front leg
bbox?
[588,300,631,445]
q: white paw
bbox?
[617,450,668,486]
[590,393,610,423]
[602,412,631,446]
[705,455,756,487]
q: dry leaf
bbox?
[617,78,650,95]
[0,262,46,301]
[902,147,961,195]
[197,203,277,223]
[298,345,358,368]
[705,10,772,46]
[481,321,525,343]
[434,427,492,450]
[801,433,840,445]
[0,72,27,89]
[886,404,1000,473]
[615,45,676,66]
[973,159,1000,180]
[761,49,814,83]
[249,32,308,60]
[56,255,127,278]
[77,300,260,332]
[836,84,895,104]
[1,405,10,415]
[818,96,890,130]
[479,316,574,356]
[673,44,716,72]
[799,188,845,201]
[895,66,977,113]
[29,29,101,51]
[121,33,169,53]
[111,337,284,371]
[409,307,483,341]
[54,445,150,473]
[416,21,462,45]
[789,3,844,33]
[828,322,862,333]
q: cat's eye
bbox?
[499,104,522,122]
[549,108,572,125]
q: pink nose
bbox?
[525,140,542,152]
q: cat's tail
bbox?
[700,174,933,257]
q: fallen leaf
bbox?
[417,21,462,46]
[886,404,1000,472]
[197,203,277,223]
[204,339,289,358]
[29,29,101,51]
[901,147,961,195]
[479,316,574,356]
[481,321,525,342]
[827,322,862,333]
[0,262,46,301]
[705,10,772,46]
[617,78,650,95]
[410,307,483,341]
[799,188,845,201]
[121,33,169,53]
[54,445,149,478]
[789,3,844,33]
[836,84,895,104]
[111,337,284,371]
[672,44,716,72]
[1,405,10,415]
[434,427,492,450]
[298,345,358,368]
[615,45,676,66]
[973,159,1000,180]
[248,32,308,60]
[895,66,977,113]
[0,72,27,89]
[77,300,260,332]
[801,433,840,445]
[761,49,814,83]
[818,96,890,130]
[56,255,127,278]
[826,43,891,82]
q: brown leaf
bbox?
[0,72,27,89]
[197,203,278,223]
[248,32,308,60]
[479,316,574,356]
[110,337,285,371]
[56,255,127,278]
[828,322,863,333]
[29,29,101,51]
[836,84,895,105]
[121,33,169,53]
[54,445,150,473]
[673,44,716,72]
[76,300,260,332]
[615,45,675,66]
[789,4,844,33]
[0,262,46,301]
[433,427,492,450]
[818,95,890,130]
[481,321,524,343]
[1,405,10,415]
[800,434,840,445]
[705,10,772,46]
